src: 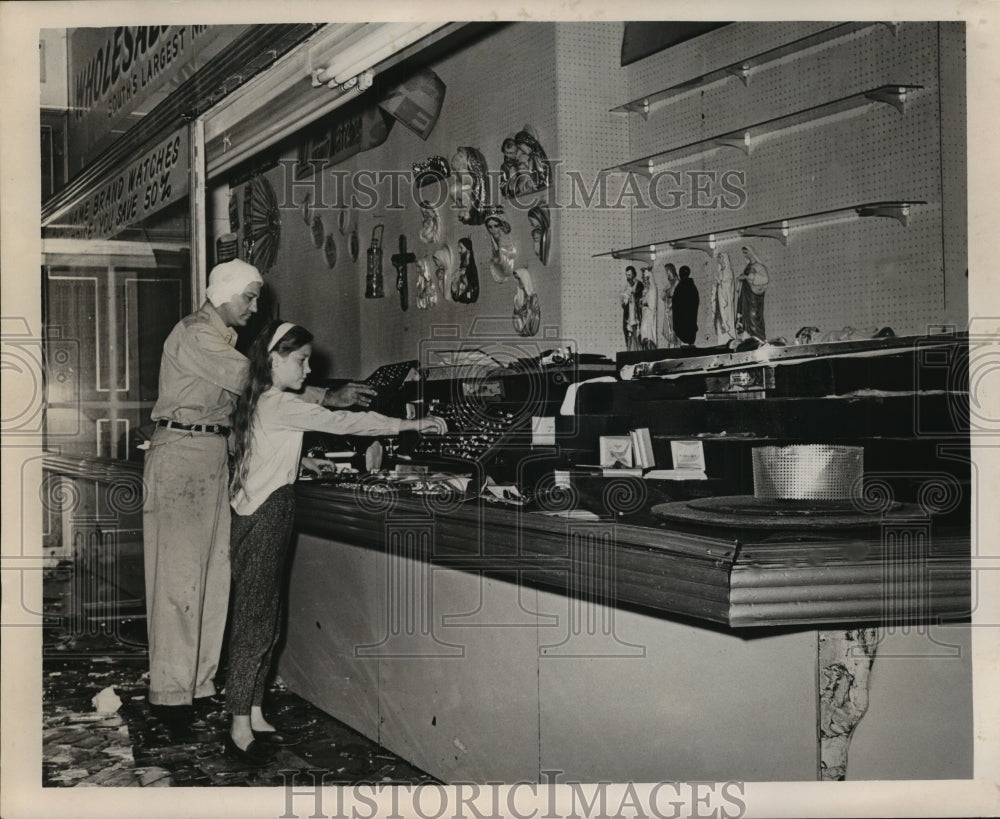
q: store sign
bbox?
[295,105,394,179]
[66,25,244,173]
[60,129,190,240]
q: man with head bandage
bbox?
[142,260,375,738]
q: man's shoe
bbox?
[149,704,193,726]
[224,734,274,768]
[192,695,224,720]
[149,704,195,743]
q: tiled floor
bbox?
[41,565,437,787]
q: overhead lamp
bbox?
[309,22,443,91]
[339,69,374,92]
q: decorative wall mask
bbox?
[391,235,416,312]
[310,214,325,248]
[501,126,550,199]
[412,155,451,188]
[483,208,516,282]
[452,237,480,304]
[527,204,551,266]
[419,200,441,245]
[512,267,541,337]
[499,138,518,200]
[349,227,360,262]
[432,244,455,302]
[415,257,439,309]
[365,224,385,299]
[449,146,489,225]
[736,244,769,342]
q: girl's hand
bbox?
[411,416,447,435]
[300,456,335,477]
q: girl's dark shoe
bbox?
[224,733,274,767]
[252,728,300,747]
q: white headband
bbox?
[267,322,296,351]
[205,259,263,307]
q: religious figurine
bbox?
[449,146,489,225]
[390,234,416,312]
[527,204,551,266]
[712,251,737,346]
[672,264,699,346]
[795,326,820,345]
[637,267,659,350]
[659,263,678,347]
[620,265,642,349]
[511,127,550,197]
[418,199,441,245]
[432,244,455,301]
[736,244,769,341]
[483,208,516,282]
[498,138,519,199]
[414,257,439,309]
[452,237,480,304]
[512,268,541,337]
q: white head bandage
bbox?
[267,322,296,351]
[206,259,263,307]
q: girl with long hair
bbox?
[224,319,446,765]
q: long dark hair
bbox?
[231,319,314,494]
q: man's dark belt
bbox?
[156,419,231,437]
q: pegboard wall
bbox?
[208,21,967,371]
[553,23,632,357]
[617,21,967,346]
[233,23,561,379]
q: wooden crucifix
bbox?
[391,234,416,312]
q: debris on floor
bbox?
[42,566,437,787]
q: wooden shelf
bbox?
[605,85,921,176]
[594,201,926,262]
[611,21,899,120]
